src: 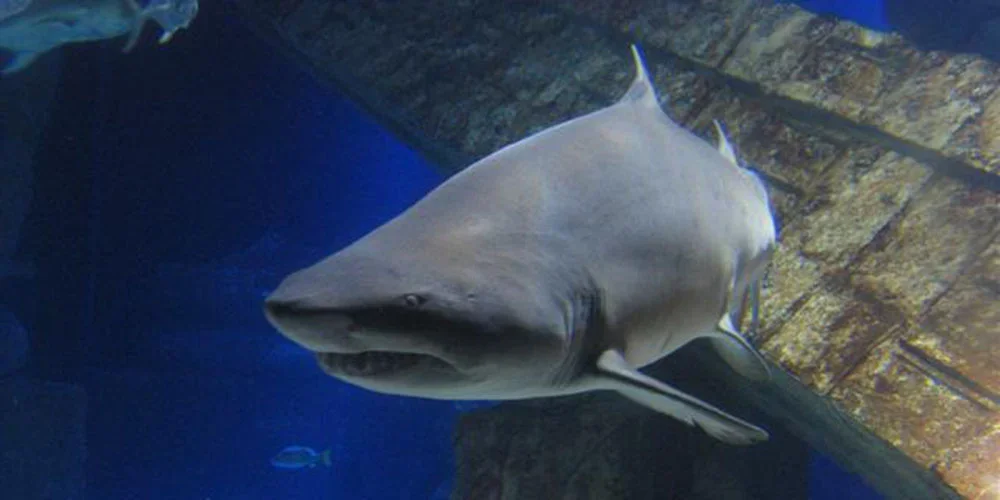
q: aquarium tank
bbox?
[1,0,997,499]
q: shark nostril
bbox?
[263,299,356,334]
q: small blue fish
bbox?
[270,446,332,470]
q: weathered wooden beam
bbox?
[227,0,999,497]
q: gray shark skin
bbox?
[0,0,197,75]
[265,46,777,445]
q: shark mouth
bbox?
[317,351,452,377]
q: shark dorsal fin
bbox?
[712,120,740,166]
[620,45,661,110]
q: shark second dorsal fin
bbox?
[713,120,739,166]
[620,45,661,110]
[593,349,769,445]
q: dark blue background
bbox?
[787,0,890,30]
[18,1,891,498]
[28,3,454,498]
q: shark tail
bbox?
[320,448,332,467]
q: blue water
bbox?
[36,5,454,498]
[8,1,901,498]
[785,0,891,31]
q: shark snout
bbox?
[263,298,361,353]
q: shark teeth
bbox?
[320,351,426,377]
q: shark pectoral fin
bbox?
[713,315,771,382]
[594,349,768,445]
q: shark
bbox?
[265,46,777,445]
[0,0,198,75]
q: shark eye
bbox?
[402,294,426,308]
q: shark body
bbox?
[265,46,777,445]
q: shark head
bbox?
[264,218,586,400]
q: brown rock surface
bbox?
[915,239,1000,400]
[852,177,999,319]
